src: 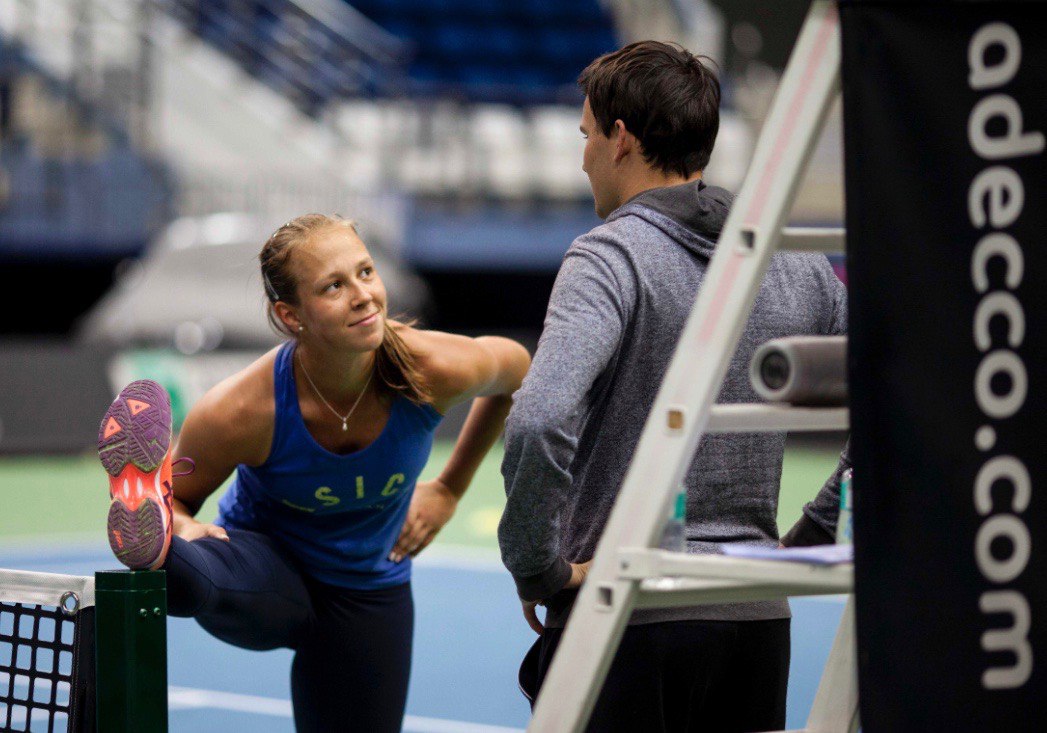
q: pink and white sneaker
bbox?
[97,380,182,570]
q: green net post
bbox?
[95,570,168,732]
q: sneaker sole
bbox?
[98,380,173,570]
[108,492,167,569]
[98,380,172,476]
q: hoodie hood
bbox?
[605,178,733,260]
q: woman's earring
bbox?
[298,325,304,332]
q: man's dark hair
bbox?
[578,41,720,178]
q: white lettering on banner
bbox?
[971,233,1023,292]
[975,514,1032,584]
[980,591,1034,689]
[967,20,1040,691]
[975,351,1027,419]
[969,95,1045,160]
[969,23,1022,89]
[968,167,1024,228]
[974,456,1031,515]
[974,292,1024,351]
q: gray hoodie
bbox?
[498,179,848,627]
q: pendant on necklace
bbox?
[342,420,348,432]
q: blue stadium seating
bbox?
[156,0,616,110]
[0,36,172,259]
[161,0,412,113]
[348,0,619,104]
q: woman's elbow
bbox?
[484,336,531,395]
[508,341,532,392]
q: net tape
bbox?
[0,572,94,612]
[0,571,95,733]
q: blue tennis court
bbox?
[2,540,845,732]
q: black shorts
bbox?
[521,617,791,733]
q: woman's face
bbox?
[287,225,387,352]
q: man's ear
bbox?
[612,119,632,163]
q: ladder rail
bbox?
[707,404,849,433]
[779,227,846,253]
[805,597,860,733]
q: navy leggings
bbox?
[163,529,413,733]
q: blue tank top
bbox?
[216,341,443,589]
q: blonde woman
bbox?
[98,214,530,731]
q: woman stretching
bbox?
[97,213,530,731]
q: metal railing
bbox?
[160,0,410,113]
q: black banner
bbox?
[841,2,1046,730]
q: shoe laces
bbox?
[172,457,196,478]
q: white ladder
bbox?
[528,3,857,732]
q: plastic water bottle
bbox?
[836,468,853,544]
[659,487,687,552]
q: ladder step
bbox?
[623,550,853,608]
[634,579,844,608]
[707,404,849,433]
[620,549,853,586]
[779,227,845,253]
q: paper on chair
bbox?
[720,543,853,565]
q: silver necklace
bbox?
[296,350,374,432]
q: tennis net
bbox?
[0,570,95,733]
[0,568,166,733]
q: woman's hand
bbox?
[175,517,230,543]
[390,478,459,562]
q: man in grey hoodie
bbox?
[498,41,849,731]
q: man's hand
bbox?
[520,560,594,634]
[390,479,458,562]
[564,560,593,589]
[522,600,544,634]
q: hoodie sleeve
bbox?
[782,439,851,546]
[498,239,635,601]
[827,259,848,336]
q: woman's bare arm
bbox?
[170,358,275,540]
[390,330,530,560]
[426,334,531,497]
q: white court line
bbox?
[169,686,525,733]
[0,684,523,732]
[0,539,507,574]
